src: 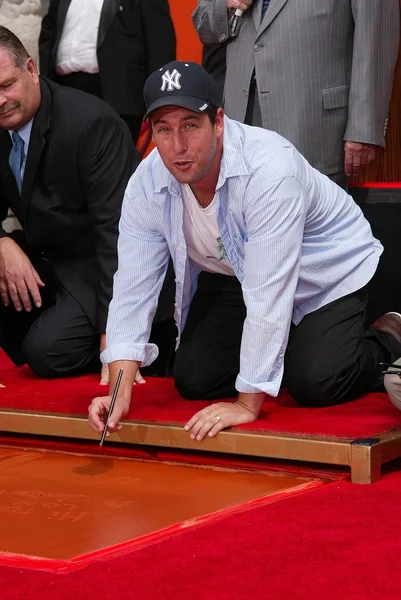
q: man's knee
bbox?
[22,326,98,378]
[174,362,210,400]
[286,365,340,408]
[174,349,219,400]
[22,330,61,378]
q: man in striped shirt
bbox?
[88,61,401,441]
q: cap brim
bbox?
[145,96,210,117]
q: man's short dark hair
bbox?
[0,26,29,70]
[206,106,218,125]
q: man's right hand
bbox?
[227,0,253,11]
[88,360,141,438]
[88,396,130,437]
[0,238,45,311]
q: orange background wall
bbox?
[169,0,202,63]
[167,0,401,183]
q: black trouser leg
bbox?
[2,283,176,379]
[0,253,57,366]
[1,303,42,366]
[174,274,401,405]
[1,287,99,378]
[20,284,100,378]
[284,286,401,407]
[174,273,245,399]
[0,234,100,377]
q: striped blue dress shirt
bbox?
[103,117,382,397]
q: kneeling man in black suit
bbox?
[0,26,138,383]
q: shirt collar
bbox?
[8,118,34,147]
[217,116,249,188]
[154,115,250,196]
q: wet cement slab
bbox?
[0,446,318,561]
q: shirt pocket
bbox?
[321,85,349,110]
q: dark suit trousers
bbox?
[55,72,142,144]
[0,254,100,378]
[0,246,177,379]
[173,272,401,406]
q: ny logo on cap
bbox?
[160,69,182,92]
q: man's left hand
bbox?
[344,141,376,178]
[184,393,264,441]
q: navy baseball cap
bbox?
[144,60,222,118]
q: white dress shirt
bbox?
[56,0,104,76]
[103,117,382,397]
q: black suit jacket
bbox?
[39,0,176,116]
[0,78,139,332]
[202,44,227,104]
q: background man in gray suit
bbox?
[192,0,399,186]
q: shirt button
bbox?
[254,44,263,51]
[174,303,178,307]
[218,34,227,42]
[177,246,183,252]
[243,90,249,96]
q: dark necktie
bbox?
[9,131,25,193]
[261,0,270,20]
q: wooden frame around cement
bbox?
[1,409,401,484]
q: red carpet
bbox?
[0,352,15,370]
[2,466,401,599]
[1,363,401,438]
